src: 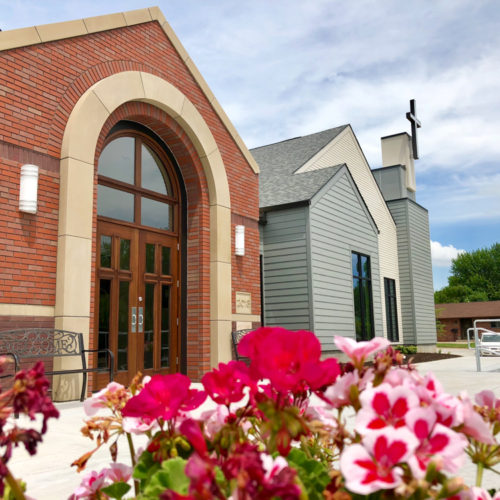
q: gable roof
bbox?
[251,126,348,209]
[0,7,259,174]
[436,301,500,319]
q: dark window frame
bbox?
[352,251,375,341]
[384,277,399,342]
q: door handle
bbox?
[138,307,144,333]
[131,307,137,333]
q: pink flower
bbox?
[340,428,418,495]
[122,416,157,434]
[83,382,125,416]
[405,407,467,477]
[202,361,252,406]
[122,374,206,422]
[70,469,107,499]
[475,390,500,410]
[105,462,132,483]
[458,393,495,445]
[238,327,340,394]
[323,371,359,408]
[356,383,419,431]
[180,419,207,457]
[334,336,390,366]
[200,406,229,440]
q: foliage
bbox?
[68,328,500,499]
[435,243,500,303]
[394,345,417,355]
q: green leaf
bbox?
[142,457,189,498]
[100,481,131,499]
[287,448,330,500]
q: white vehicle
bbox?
[478,331,500,356]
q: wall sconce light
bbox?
[19,164,39,214]
[235,225,245,256]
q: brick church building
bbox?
[0,7,261,397]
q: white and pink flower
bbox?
[356,383,419,431]
[340,428,418,494]
[334,336,390,365]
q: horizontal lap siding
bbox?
[262,207,311,330]
[297,128,402,340]
[388,199,436,345]
[408,202,436,344]
[309,172,382,350]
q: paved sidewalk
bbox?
[8,354,500,498]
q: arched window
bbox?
[97,130,178,233]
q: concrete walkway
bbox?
[8,353,500,498]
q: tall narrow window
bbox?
[352,252,374,341]
[384,278,399,342]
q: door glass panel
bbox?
[98,279,111,369]
[145,244,155,273]
[120,239,130,270]
[100,235,112,268]
[141,144,171,195]
[353,277,362,340]
[117,281,129,371]
[98,137,135,184]
[162,247,171,275]
[141,197,172,231]
[144,283,155,370]
[161,285,170,367]
[98,185,134,223]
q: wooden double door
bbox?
[95,220,179,387]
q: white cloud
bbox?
[431,241,465,267]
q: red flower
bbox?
[201,361,253,406]
[12,361,59,434]
[180,419,207,457]
[122,373,206,422]
[238,327,340,394]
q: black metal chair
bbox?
[231,329,253,365]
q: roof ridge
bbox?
[250,124,349,151]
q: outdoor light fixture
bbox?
[19,164,39,214]
[235,225,245,256]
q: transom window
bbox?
[352,252,374,341]
[97,132,177,232]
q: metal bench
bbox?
[0,328,114,401]
[231,329,253,364]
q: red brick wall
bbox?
[0,21,260,379]
[0,145,59,306]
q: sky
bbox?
[2,0,499,290]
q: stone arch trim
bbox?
[55,71,232,376]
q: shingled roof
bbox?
[251,126,348,209]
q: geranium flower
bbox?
[356,383,419,431]
[475,390,500,411]
[405,407,467,477]
[83,381,126,416]
[458,393,495,445]
[334,336,389,366]
[69,469,108,499]
[122,373,206,422]
[238,327,340,394]
[340,428,418,495]
[202,360,252,406]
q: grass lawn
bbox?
[437,342,474,349]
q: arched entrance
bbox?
[94,123,182,387]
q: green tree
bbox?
[434,243,500,303]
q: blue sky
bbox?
[3,0,499,290]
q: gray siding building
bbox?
[252,127,436,350]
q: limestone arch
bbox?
[55,71,232,380]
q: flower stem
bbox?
[5,467,26,500]
[476,462,484,487]
[126,432,139,496]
